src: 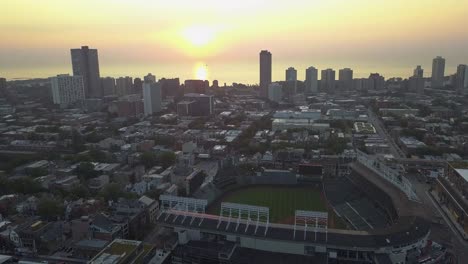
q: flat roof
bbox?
[157,211,429,250]
[0,255,12,264]
[454,169,468,183]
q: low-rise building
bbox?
[89,239,156,264]
[434,161,468,239]
[272,119,329,132]
[353,122,376,134]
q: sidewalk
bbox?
[428,190,468,241]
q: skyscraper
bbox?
[133,78,143,94]
[259,50,272,98]
[160,78,181,98]
[144,73,156,83]
[284,67,297,98]
[100,77,116,96]
[338,68,353,91]
[116,77,133,96]
[456,64,468,94]
[413,65,424,78]
[0,78,6,97]
[50,74,85,108]
[143,82,162,116]
[285,67,297,81]
[368,73,385,90]
[305,67,318,94]
[431,56,445,88]
[70,46,101,98]
[320,69,336,93]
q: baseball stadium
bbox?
[155,151,438,264]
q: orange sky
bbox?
[1,0,468,83]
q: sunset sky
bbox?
[1,0,468,83]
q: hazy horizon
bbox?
[2,0,468,83]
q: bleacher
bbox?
[324,176,391,231]
[212,168,238,190]
[347,171,398,222]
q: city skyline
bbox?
[2,0,468,83]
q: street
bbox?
[407,174,468,264]
[367,108,406,158]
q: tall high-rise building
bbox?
[0,78,6,96]
[143,82,162,116]
[70,46,101,98]
[413,65,424,78]
[116,77,133,96]
[431,56,445,87]
[338,68,353,91]
[259,50,272,98]
[368,73,385,90]
[284,67,298,97]
[160,78,181,98]
[320,69,336,93]
[100,77,116,96]
[50,74,85,108]
[268,83,283,103]
[144,73,156,83]
[133,78,143,94]
[305,67,318,94]
[456,64,468,94]
[285,67,297,81]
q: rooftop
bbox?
[454,169,468,183]
[90,239,142,264]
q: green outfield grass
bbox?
[208,185,328,224]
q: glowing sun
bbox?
[195,64,208,80]
[183,25,215,47]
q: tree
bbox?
[158,152,176,169]
[69,185,90,200]
[144,188,164,200]
[9,177,43,194]
[100,183,136,202]
[141,152,158,169]
[29,167,48,178]
[325,137,348,154]
[85,132,105,143]
[0,177,10,196]
[37,197,64,221]
[88,149,109,162]
[71,129,86,152]
[75,162,98,180]
[154,135,176,147]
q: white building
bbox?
[272,119,329,131]
[50,74,85,108]
[273,109,321,120]
[268,83,283,102]
[305,66,318,94]
[143,82,162,116]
